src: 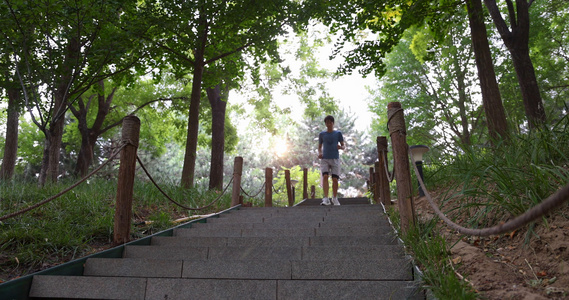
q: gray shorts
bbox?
[320,159,341,179]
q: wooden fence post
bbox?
[387,102,416,232]
[265,167,272,207]
[374,162,381,204]
[368,167,374,196]
[303,168,308,200]
[311,185,316,199]
[285,170,293,206]
[377,136,391,206]
[113,116,140,245]
[231,157,243,207]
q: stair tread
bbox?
[28,203,424,299]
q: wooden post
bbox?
[285,170,293,206]
[374,162,381,204]
[231,157,243,207]
[311,185,315,199]
[113,116,140,245]
[303,168,308,200]
[265,167,272,207]
[387,102,415,232]
[377,136,391,206]
[369,167,374,194]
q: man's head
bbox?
[324,115,335,131]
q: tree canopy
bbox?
[0,0,567,199]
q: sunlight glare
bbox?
[274,139,288,157]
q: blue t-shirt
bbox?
[319,130,344,159]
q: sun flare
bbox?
[274,139,288,157]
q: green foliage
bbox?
[0,178,233,281]
[0,179,116,277]
[310,0,439,76]
[427,129,569,231]
[10,117,44,178]
[387,208,478,299]
[369,20,482,158]
[270,166,323,206]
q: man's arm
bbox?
[318,143,323,159]
[338,140,345,150]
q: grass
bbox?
[386,127,569,298]
[425,129,569,232]
[386,206,478,299]
[0,177,234,282]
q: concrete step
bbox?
[84,257,413,280]
[190,220,324,229]
[298,197,372,206]
[151,236,312,247]
[122,245,405,260]
[188,219,391,230]
[27,202,424,299]
[173,226,393,238]
[29,275,147,299]
[151,234,398,247]
[30,276,423,299]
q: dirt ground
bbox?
[413,195,569,299]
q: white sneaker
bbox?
[320,197,331,206]
[332,197,340,205]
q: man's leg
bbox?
[332,176,338,198]
[330,159,341,205]
[322,174,329,198]
[320,160,331,205]
[331,176,340,205]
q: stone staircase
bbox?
[28,199,424,299]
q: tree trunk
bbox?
[46,97,66,183]
[180,64,204,189]
[483,0,546,129]
[0,88,21,181]
[40,36,80,184]
[75,136,92,177]
[466,0,509,141]
[454,58,472,146]
[207,84,227,190]
[180,16,209,189]
[38,134,51,186]
[72,81,115,177]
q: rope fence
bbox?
[136,156,233,211]
[373,101,569,236]
[0,142,128,222]
[8,101,566,243]
[240,182,266,199]
[409,153,569,237]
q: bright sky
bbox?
[232,25,377,133]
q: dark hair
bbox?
[324,115,335,123]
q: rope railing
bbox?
[136,156,234,211]
[375,101,569,234]
[409,153,569,237]
[380,149,395,183]
[272,184,285,194]
[240,181,266,199]
[0,142,128,222]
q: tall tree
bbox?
[206,83,229,190]
[69,81,117,177]
[3,0,143,185]
[309,0,509,141]
[370,24,485,154]
[65,74,193,177]
[483,0,546,129]
[0,86,21,180]
[144,0,301,188]
[466,0,509,140]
